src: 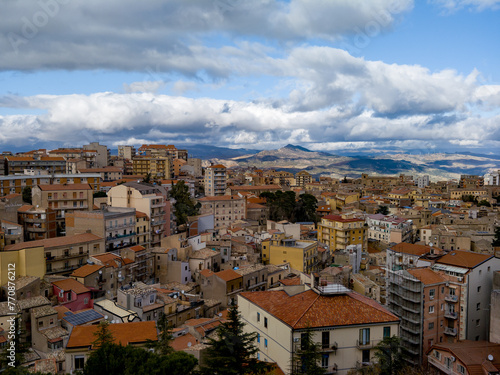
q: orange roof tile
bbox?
[279,277,301,286]
[70,264,104,278]
[52,278,90,294]
[437,251,493,269]
[323,214,364,223]
[240,290,398,329]
[207,164,226,169]
[215,269,242,282]
[53,305,71,320]
[171,333,198,351]
[17,204,34,212]
[390,242,430,256]
[91,253,123,268]
[407,268,446,285]
[198,195,243,202]
[66,321,158,349]
[135,211,148,218]
[200,269,215,278]
[129,245,146,252]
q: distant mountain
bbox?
[187,144,260,159]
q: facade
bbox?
[416,175,430,188]
[365,214,413,244]
[83,142,109,168]
[385,242,433,274]
[52,278,92,311]
[17,205,57,241]
[0,244,45,285]
[295,171,312,187]
[198,195,246,228]
[116,285,163,321]
[239,285,400,375]
[484,170,500,185]
[132,155,172,179]
[317,214,367,252]
[204,164,227,196]
[120,245,153,282]
[138,144,188,160]
[4,156,66,175]
[117,145,136,160]
[200,269,243,308]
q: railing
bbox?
[444,294,458,303]
[324,364,338,374]
[106,232,136,240]
[46,252,86,262]
[444,327,457,336]
[444,311,458,320]
[428,355,452,374]
[356,339,379,350]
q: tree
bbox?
[291,325,325,375]
[92,321,114,349]
[144,173,153,184]
[93,191,107,198]
[22,187,32,205]
[373,336,408,375]
[292,194,319,223]
[376,206,389,215]
[169,181,199,226]
[493,226,500,247]
[478,199,491,207]
[200,304,270,375]
[147,313,174,355]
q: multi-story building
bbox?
[135,211,150,248]
[449,188,488,201]
[4,156,66,175]
[317,214,367,252]
[17,205,57,241]
[83,142,109,168]
[132,155,172,179]
[186,158,202,177]
[120,245,153,282]
[0,243,45,285]
[484,170,500,185]
[0,173,101,197]
[295,171,312,187]
[459,174,484,189]
[117,145,136,160]
[107,182,170,247]
[32,183,94,234]
[385,242,433,273]
[138,144,188,160]
[198,195,246,228]
[239,284,400,375]
[262,232,320,274]
[387,267,463,365]
[116,284,164,322]
[365,214,413,244]
[5,233,104,276]
[416,175,430,188]
[78,167,123,182]
[204,164,227,196]
[200,269,243,308]
[65,207,137,252]
[48,148,98,169]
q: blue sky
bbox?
[0,0,499,154]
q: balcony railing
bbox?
[444,327,457,336]
[444,311,458,320]
[444,294,458,303]
[356,339,379,350]
[106,232,136,240]
[324,364,338,374]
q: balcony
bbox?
[444,327,457,336]
[444,294,458,303]
[400,333,420,345]
[324,364,338,374]
[321,342,338,353]
[401,303,421,314]
[27,226,46,233]
[444,311,458,320]
[428,355,452,374]
[106,232,136,241]
[356,339,379,350]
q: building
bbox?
[65,321,157,373]
[365,214,413,244]
[200,269,243,308]
[52,278,93,312]
[317,214,367,252]
[295,171,312,187]
[117,145,136,160]
[31,305,69,353]
[17,205,57,241]
[83,142,109,168]
[239,284,400,375]
[198,195,246,228]
[116,284,163,321]
[0,243,45,285]
[427,340,500,375]
[416,175,430,188]
[132,155,172,179]
[138,144,188,160]
[107,182,170,247]
[204,164,227,196]
[459,174,484,189]
[65,207,137,253]
[78,167,123,182]
[484,170,500,186]
[120,245,153,282]
[4,156,66,175]
[385,242,433,274]
[262,232,320,274]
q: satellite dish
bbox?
[218,313,222,317]
[429,243,433,247]
[104,315,108,320]
[488,354,494,361]
[187,342,192,347]
[98,270,102,275]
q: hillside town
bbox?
[1,143,500,375]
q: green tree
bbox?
[146,313,174,355]
[260,191,297,222]
[292,194,319,223]
[22,187,32,205]
[143,173,152,184]
[200,305,270,375]
[92,321,114,349]
[291,325,325,375]
[478,199,491,207]
[169,181,199,226]
[93,191,107,198]
[493,226,500,247]
[373,336,408,375]
[376,206,389,215]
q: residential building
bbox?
[120,245,153,282]
[117,145,136,160]
[239,284,400,375]
[416,175,430,188]
[107,182,170,247]
[234,264,268,292]
[116,284,164,322]
[65,207,137,252]
[385,242,434,274]
[78,167,123,181]
[427,341,500,375]
[5,233,104,276]
[295,171,312,187]
[82,142,109,168]
[65,321,157,373]
[204,164,227,196]
[1,275,41,301]
[1,219,24,248]
[365,214,413,244]
[186,158,202,177]
[17,205,57,241]
[491,271,500,344]
[31,305,69,353]
[317,214,367,252]
[52,278,93,311]
[200,269,243,308]
[189,248,221,281]
[132,155,172,179]
[4,156,66,175]
[261,232,320,274]
[459,174,484,189]
[138,144,188,160]
[69,264,113,299]
[0,193,24,222]
[198,195,246,228]
[0,243,45,285]
[484,170,500,185]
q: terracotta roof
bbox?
[322,215,364,223]
[407,268,446,285]
[239,289,399,329]
[279,277,301,286]
[1,193,21,199]
[70,264,104,278]
[91,253,123,268]
[199,195,243,202]
[53,305,71,320]
[207,164,226,169]
[215,269,242,282]
[129,245,146,252]
[437,251,493,269]
[38,183,92,191]
[135,210,148,218]
[17,204,34,212]
[52,279,90,295]
[5,233,103,251]
[66,321,158,349]
[200,269,215,278]
[171,333,199,351]
[191,248,219,259]
[229,185,281,190]
[390,242,430,256]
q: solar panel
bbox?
[64,309,103,326]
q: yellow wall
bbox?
[0,246,45,285]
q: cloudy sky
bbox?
[1,0,500,154]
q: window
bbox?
[362,349,370,364]
[264,338,268,348]
[429,289,435,299]
[429,305,435,313]
[257,334,260,343]
[428,322,434,330]
[75,356,85,370]
[84,298,88,305]
[321,354,329,368]
[477,303,480,311]
[476,319,480,327]
[264,317,268,328]
[434,350,441,360]
[477,286,481,293]
[257,312,260,322]
[457,364,465,374]
[383,326,390,338]
[322,331,330,348]
[445,357,453,369]
[359,328,370,345]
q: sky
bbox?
[1,0,500,155]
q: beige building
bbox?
[317,214,367,252]
[117,145,136,160]
[204,164,227,196]
[239,284,400,375]
[132,155,172,179]
[198,195,246,228]
[0,244,45,285]
[295,171,312,187]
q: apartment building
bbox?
[120,245,153,283]
[200,269,243,308]
[5,233,104,276]
[459,174,484,189]
[83,142,109,168]
[317,214,367,252]
[116,284,164,322]
[138,144,188,160]
[386,242,434,273]
[198,195,246,228]
[295,170,312,187]
[135,211,150,248]
[239,284,400,375]
[449,188,488,201]
[0,173,101,197]
[65,207,137,252]
[107,182,170,247]
[78,167,123,181]
[365,214,413,244]
[132,155,172,179]
[48,148,98,169]
[4,156,66,175]
[17,205,57,241]
[387,267,463,365]
[0,243,45,285]
[204,164,227,196]
[261,232,320,274]
[484,170,500,185]
[117,145,136,160]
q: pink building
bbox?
[52,278,93,311]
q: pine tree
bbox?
[291,325,325,375]
[92,320,114,349]
[200,305,270,375]
[147,313,174,355]
[169,180,199,226]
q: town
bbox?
[0,142,499,374]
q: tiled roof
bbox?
[279,277,301,286]
[38,183,92,191]
[407,268,446,285]
[5,233,103,251]
[239,289,399,329]
[16,296,51,311]
[171,333,198,351]
[32,305,57,319]
[200,269,215,278]
[66,321,158,349]
[390,242,430,256]
[70,264,104,278]
[53,305,71,320]
[136,211,148,218]
[230,185,281,190]
[191,248,219,259]
[207,164,226,169]
[52,278,90,294]
[199,195,243,202]
[92,253,123,268]
[215,269,242,282]
[437,251,493,269]
[129,245,146,252]
[17,204,34,212]
[322,215,364,223]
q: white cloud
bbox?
[123,81,166,94]
[431,0,500,11]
